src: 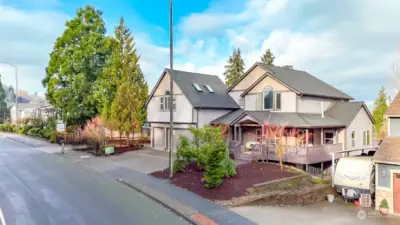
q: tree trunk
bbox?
[126,132,130,146]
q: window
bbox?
[367,130,370,145]
[324,130,335,144]
[363,130,370,146]
[275,93,281,110]
[160,96,164,111]
[162,90,176,111]
[239,97,244,107]
[263,87,274,110]
[351,131,356,148]
[204,84,214,93]
[192,83,202,92]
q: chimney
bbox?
[321,101,325,118]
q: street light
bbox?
[0,62,18,125]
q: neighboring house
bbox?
[10,103,44,124]
[374,92,400,215]
[211,62,374,167]
[146,69,240,151]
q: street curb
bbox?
[117,179,201,225]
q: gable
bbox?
[153,71,182,96]
[386,92,400,116]
[248,75,290,94]
[231,65,266,91]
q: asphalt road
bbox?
[0,135,189,225]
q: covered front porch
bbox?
[228,113,345,165]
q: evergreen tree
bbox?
[108,18,148,144]
[42,5,110,126]
[373,87,388,133]
[224,48,245,87]
[261,48,275,65]
[0,76,9,123]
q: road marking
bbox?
[0,208,6,225]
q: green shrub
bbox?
[11,124,17,133]
[17,126,24,135]
[380,199,389,209]
[173,136,194,173]
[204,140,226,188]
[220,149,237,177]
[0,124,4,131]
[49,131,56,143]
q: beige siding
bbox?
[338,128,345,146]
[154,72,182,96]
[346,107,374,150]
[147,94,193,123]
[232,65,266,91]
[297,96,337,113]
[248,76,289,94]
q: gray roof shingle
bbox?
[325,101,373,125]
[167,69,240,109]
[211,109,244,124]
[256,63,353,100]
[233,111,345,127]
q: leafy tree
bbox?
[373,87,388,134]
[42,5,110,127]
[109,18,148,145]
[0,76,9,123]
[261,48,275,65]
[224,48,245,87]
[2,84,16,108]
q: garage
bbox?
[152,127,166,150]
[167,129,192,152]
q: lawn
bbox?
[151,162,297,201]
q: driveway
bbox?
[231,201,400,225]
[105,148,170,174]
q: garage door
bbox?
[167,129,192,152]
[153,128,166,150]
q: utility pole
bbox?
[169,0,174,179]
[0,62,18,125]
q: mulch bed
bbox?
[151,162,297,201]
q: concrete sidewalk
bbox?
[2,133,256,225]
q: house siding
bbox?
[297,96,337,113]
[147,94,193,123]
[232,65,266,91]
[375,163,400,214]
[345,107,373,151]
[197,109,232,128]
[244,91,297,112]
[153,71,182,96]
[248,76,290,94]
[150,123,193,151]
[389,118,400,137]
[229,91,243,107]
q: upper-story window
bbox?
[263,87,274,110]
[160,90,176,111]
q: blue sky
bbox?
[1,0,400,107]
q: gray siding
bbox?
[389,118,400,137]
[377,163,400,188]
[147,94,193,123]
[346,107,373,150]
[297,96,336,113]
[197,109,231,127]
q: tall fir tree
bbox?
[42,5,110,127]
[372,87,389,133]
[0,76,9,123]
[261,49,275,65]
[108,18,148,144]
[224,48,245,87]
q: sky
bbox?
[1,0,400,107]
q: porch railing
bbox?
[229,141,242,159]
[248,143,344,164]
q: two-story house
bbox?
[374,92,400,215]
[211,62,374,166]
[146,69,240,151]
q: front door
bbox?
[394,173,400,215]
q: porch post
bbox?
[234,125,237,142]
[306,129,309,146]
[321,162,324,179]
[321,128,323,145]
[239,125,242,144]
[228,126,231,142]
[335,129,338,144]
[261,125,264,160]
